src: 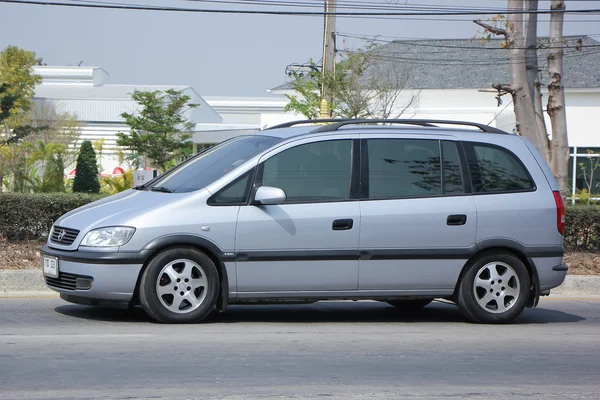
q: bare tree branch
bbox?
[474,20,507,36]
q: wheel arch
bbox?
[454,241,541,308]
[131,234,232,311]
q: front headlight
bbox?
[80,227,136,247]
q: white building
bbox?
[33,66,223,168]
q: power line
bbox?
[487,99,514,126]
[336,47,600,66]
[337,33,600,50]
[2,0,600,17]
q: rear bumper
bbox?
[532,257,568,291]
[41,245,144,303]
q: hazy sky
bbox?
[1,0,599,97]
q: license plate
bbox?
[43,256,59,278]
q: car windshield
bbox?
[146,135,281,193]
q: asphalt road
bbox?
[0,297,599,400]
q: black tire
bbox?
[139,247,219,323]
[457,251,530,324]
[386,298,434,309]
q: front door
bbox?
[358,137,477,292]
[235,138,360,293]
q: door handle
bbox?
[332,219,354,231]
[447,214,467,226]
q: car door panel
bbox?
[358,137,477,291]
[235,137,360,293]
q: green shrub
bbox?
[41,153,65,193]
[0,192,103,241]
[73,140,100,194]
[564,205,600,251]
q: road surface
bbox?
[1,297,599,399]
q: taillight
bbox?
[553,190,566,235]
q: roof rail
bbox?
[309,119,509,134]
[264,119,348,130]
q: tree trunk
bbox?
[547,0,569,197]
[506,0,544,155]
[525,0,551,162]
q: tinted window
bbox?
[442,141,464,194]
[465,142,535,193]
[261,140,352,202]
[367,139,441,198]
[208,169,254,205]
[148,136,280,193]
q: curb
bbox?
[0,269,598,297]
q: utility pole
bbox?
[319,0,336,118]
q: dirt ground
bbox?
[0,238,598,275]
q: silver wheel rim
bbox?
[156,259,208,314]
[473,261,520,314]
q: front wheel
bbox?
[457,252,530,324]
[139,248,219,323]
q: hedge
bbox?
[1,193,599,251]
[0,193,104,241]
[565,205,600,251]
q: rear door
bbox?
[235,136,361,293]
[358,136,477,292]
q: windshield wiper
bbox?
[150,186,175,193]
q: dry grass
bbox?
[0,238,599,275]
[564,252,600,275]
[0,238,45,270]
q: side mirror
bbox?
[253,186,286,205]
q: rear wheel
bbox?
[140,248,219,323]
[457,252,530,324]
[386,298,433,309]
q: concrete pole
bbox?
[319,0,336,118]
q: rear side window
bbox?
[464,142,535,193]
[366,139,442,198]
[442,141,464,194]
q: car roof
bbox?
[258,119,510,141]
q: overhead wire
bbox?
[336,47,600,66]
[336,32,600,50]
[2,0,600,17]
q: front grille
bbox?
[50,226,80,245]
[45,272,93,291]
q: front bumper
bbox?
[40,245,146,303]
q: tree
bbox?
[0,46,43,192]
[0,46,41,125]
[474,0,570,196]
[73,140,100,194]
[284,46,418,120]
[546,0,569,198]
[41,152,65,193]
[116,89,198,172]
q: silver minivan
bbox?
[41,119,568,324]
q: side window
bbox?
[366,139,441,199]
[208,169,254,205]
[261,140,352,202]
[442,141,464,194]
[464,142,535,193]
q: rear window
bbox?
[464,142,535,193]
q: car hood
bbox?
[53,189,191,242]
